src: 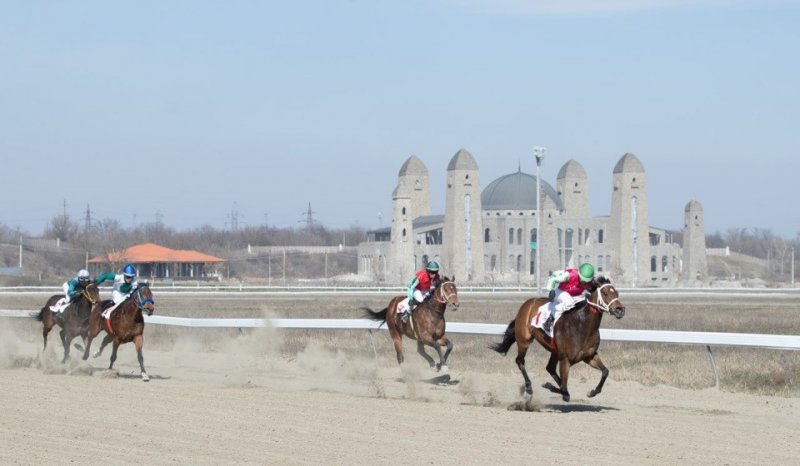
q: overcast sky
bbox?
[1,1,798,238]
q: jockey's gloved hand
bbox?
[547,289,557,301]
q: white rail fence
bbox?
[3,309,799,388]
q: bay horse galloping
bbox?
[35,282,101,363]
[362,277,459,372]
[490,276,625,402]
[86,284,155,381]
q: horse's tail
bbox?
[361,306,387,323]
[489,319,517,355]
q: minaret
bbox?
[683,200,707,283]
[390,156,429,283]
[609,153,649,286]
[556,159,589,218]
[443,149,484,283]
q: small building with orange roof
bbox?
[88,242,226,280]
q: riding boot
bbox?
[402,299,415,323]
[543,315,554,334]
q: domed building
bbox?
[357,149,706,287]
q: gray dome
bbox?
[481,170,563,211]
[557,159,587,179]
[447,148,479,171]
[613,152,645,174]
[685,200,703,212]
[398,155,428,177]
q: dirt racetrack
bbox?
[1,291,799,464]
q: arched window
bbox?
[516,228,523,245]
[662,256,668,272]
[508,228,514,245]
[491,255,497,271]
[484,228,491,243]
[402,207,406,215]
[598,229,604,244]
[516,254,523,272]
[650,256,657,272]
[402,228,406,237]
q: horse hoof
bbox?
[438,365,449,373]
[587,389,598,398]
[141,373,150,382]
[562,394,570,402]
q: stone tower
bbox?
[609,153,650,286]
[557,159,589,218]
[442,149,484,283]
[390,156,430,283]
[682,200,707,283]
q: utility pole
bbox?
[792,247,795,286]
[534,147,546,295]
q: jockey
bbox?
[401,260,441,323]
[51,269,92,314]
[542,262,595,334]
[94,263,139,316]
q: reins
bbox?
[586,283,621,313]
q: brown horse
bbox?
[362,277,459,372]
[85,284,155,381]
[490,276,625,402]
[35,282,101,363]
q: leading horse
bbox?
[85,284,155,381]
[362,277,459,372]
[490,276,625,401]
[35,282,101,363]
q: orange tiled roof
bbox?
[88,243,226,264]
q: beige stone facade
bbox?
[359,150,707,287]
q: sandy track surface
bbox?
[2,333,798,465]
[2,292,799,464]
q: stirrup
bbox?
[400,311,410,323]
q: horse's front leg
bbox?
[584,353,609,398]
[416,340,437,369]
[542,352,563,395]
[94,333,113,359]
[134,334,149,382]
[108,339,120,370]
[515,341,533,396]
[435,336,453,372]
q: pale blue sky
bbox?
[1,1,798,238]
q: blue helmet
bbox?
[123,263,137,277]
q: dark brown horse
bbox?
[490,276,625,402]
[86,284,155,381]
[362,277,459,372]
[35,282,101,363]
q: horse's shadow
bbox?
[545,403,619,413]
[393,373,460,386]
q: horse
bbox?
[362,277,459,372]
[490,276,625,402]
[85,284,155,381]
[34,282,101,363]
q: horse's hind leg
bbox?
[390,331,405,364]
[585,353,609,398]
[134,334,149,382]
[42,312,54,351]
[515,342,533,396]
[59,329,69,363]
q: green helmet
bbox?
[578,263,595,282]
[425,260,440,272]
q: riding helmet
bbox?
[123,263,137,277]
[578,263,595,282]
[78,269,90,281]
[425,260,440,272]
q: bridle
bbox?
[434,281,458,308]
[586,283,621,313]
[133,285,155,313]
[81,284,99,305]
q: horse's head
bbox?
[590,276,625,319]
[134,284,155,316]
[82,282,101,305]
[436,276,459,311]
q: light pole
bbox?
[534,146,546,295]
[792,247,795,286]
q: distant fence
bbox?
[3,308,799,388]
